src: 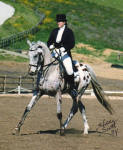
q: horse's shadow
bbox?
[37,129,59,135]
[21,128,99,136]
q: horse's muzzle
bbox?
[28,71,36,76]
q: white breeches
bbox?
[52,49,73,75]
[62,54,73,75]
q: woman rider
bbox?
[47,14,77,98]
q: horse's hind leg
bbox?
[77,85,90,134]
[78,100,89,134]
[13,90,42,135]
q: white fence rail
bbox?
[0,75,123,97]
[85,89,123,97]
[0,75,36,94]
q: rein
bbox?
[43,59,57,67]
[41,54,65,81]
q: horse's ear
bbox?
[27,40,32,47]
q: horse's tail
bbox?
[86,64,114,115]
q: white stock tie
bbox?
[56,25,65,43]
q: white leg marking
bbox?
[82,109,89,134]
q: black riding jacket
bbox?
[47,26,75,58]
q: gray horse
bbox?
[14,40,114,135]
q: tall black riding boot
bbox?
[67,74,78,98]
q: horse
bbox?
[14,40,114,136]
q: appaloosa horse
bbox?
[14,40,114,135]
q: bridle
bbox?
[28,46,44,74]
[29,45,65,79]
[29,46,58,74]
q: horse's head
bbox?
[27,40,44,76]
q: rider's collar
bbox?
[59,25,65,30]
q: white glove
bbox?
[60,47,67,56]
[60,47,65,53]
[49,44,55,50]
[52,48,59,58]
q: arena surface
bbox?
[0,58,123,150]
[0,95,123,150]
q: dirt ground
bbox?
[0,96,123,150]
[0,56,123,150]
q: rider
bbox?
[47,14,77,98]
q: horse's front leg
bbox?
[13,90,42,135]
[62,97,78,130]
[56,90,64,135]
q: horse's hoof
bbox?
[12,127,20,136]
[83,131,88,135]
[83,126,89,135]
[60,128,65,136]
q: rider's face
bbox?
[57,21,65,28]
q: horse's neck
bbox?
[40,42,60,78]
[43,44,52,66]
[44,51,60,78]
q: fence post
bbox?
[91,89,95,96]
[18,85,21,95]
[18,76,21,95]
[117,52,120,60]
[3,75,6,94]
[32,77,35,89]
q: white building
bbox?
[0,1,15,25]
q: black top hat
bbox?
[56,14,67,22]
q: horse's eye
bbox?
[38,46,42,49]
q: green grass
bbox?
[0,54,28,62]
[75,47,104,59]
[0,0,40,38]
[105,52,123,65]
[0,0,123,62]
[75,46,123,65]
[85,0,123,11]
[76,48,94,56]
